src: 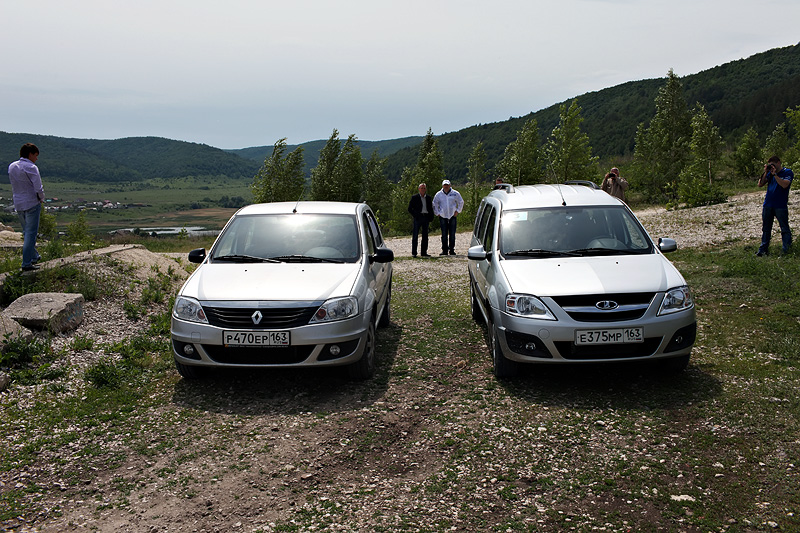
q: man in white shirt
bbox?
[432,179,464,256]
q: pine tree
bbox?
[333,134,364,203]
[251,138,305,203]
[464,141,487,223]
[495,119,544,185]
[632,69,692,201]
[311,129,341,201]
[546,99,598,182]
[732,127,762,180]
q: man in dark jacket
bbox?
[407,183,434,257]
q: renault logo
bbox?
[251,310,263,324]
[595,300,619,311]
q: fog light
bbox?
[525,341,537,351]
[329,345,341,356]
[183,344,195,356]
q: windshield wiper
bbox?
[213,254,280,263]
[504,249,580,257]
[269,255,345,264]
[568,247,650,256]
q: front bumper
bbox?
[491,306,697,364]
[171,312,371,369]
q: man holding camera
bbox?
[756,156,793,256]
[601,167,628,202]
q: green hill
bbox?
[385,42,800,183]
[0,133,261,182]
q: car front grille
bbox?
[553,337,663,360]
[202,344,315,365]
[203,306,318,329]
[551,292,656,322]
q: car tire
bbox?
[489,322,518,379]
[347,320,377,380]
[378,284,391,328]
[470,282,483,324]
[174,359,206,379]
[663,354,690,373]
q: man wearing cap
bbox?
[432,179,464,256]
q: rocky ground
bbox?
[1,189,798,532]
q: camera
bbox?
[766,164,775,172]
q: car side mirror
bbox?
[658,238,677,253]
[467,244,490,261]
[188,248,207,263]
[370,247,394,264]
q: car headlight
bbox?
[658,286,694,315]
[310,296,358,323]
[505,294,556,320]
[173,296,208,324]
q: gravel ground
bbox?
[1,188,799,532]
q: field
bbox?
[0,177,252,233]
[0,191,798,532]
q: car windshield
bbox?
[500,206,653,257]
[211,213,361,263]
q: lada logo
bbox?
[595,300,619,311]
[251,310,263,325]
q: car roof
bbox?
[487,184,622,210]
[234,201,365,216]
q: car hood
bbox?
[180,262,361,302]
[500,254,686,296]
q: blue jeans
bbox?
[759,206,792,254]
[439,216,457,253]
[18,203,41,267]
[411,216,430,256]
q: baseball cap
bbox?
[442,180,451,186]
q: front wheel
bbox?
[174,359,206,379]
[489,323,518,379]
[347,320,377,380]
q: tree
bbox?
[464,141,487,224]
[545,99,598,182]
[495,118,544,185]
[632,69,692,201]
[732,127,762,181]
[363,150,391,222]
[678,104,726,207]
[311,129,342,201]
[332,134,364,203]
[251,138,305,203]
[763,123,789,163]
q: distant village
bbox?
[2,197,151,213]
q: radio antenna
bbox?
[546,162,567,206]
[292,185,306,214]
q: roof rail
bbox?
[563,180,600,190]
[493,183,515,193]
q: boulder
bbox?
[0,314,34,344]
[3,292,85,333]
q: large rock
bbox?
[0,314,34,344]
[3,292,85,333]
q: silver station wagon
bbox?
[171,202,393,380]
[468,183,696,378]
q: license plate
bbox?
[575,328,643,345]
[223,331,290,347]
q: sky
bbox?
[1,0,798,150]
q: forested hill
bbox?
[385,42,800,183]
[0,133,261,182]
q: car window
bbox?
[364,210,384,248]
[500,206,652,256]
[483,207,497,252]
[476,204,494,246]
[473,201,486,237]
[211,214,361,262]
[362,213,377,255]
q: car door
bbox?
[473,203,497,309]
[362,209,391,316]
